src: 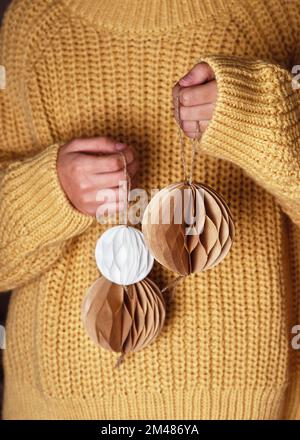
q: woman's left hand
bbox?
[172,62,217,139]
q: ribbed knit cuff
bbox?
[0,143,93,250]
[283,368,300,420]
[197,55,297,192]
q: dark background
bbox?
[0,0,13,418]
[0,0,10,23]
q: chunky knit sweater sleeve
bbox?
[0,1,93,291]
[0,145,93,291]
[199,54,300,228]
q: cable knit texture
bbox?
[0,0,300,420]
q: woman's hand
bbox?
[172,62,217,139]
[57,137,138,216]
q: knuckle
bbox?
[180,90,189,105]
[179,105,186,120]
[78,179,88,192]
[181,120,189,131]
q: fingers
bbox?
[83,159,139,189]
[179,81,217,106]
[95,177,139,218]
[180,102,215,121]
[181,120,210,138]
[95,186,127,204]
[78,145,136,174]
[96,201,125,217]
[57,135,140,217]
[172,63,217,140]
[76,187,127,217]
[172,82,216,135]
[67,136,127,154]
[179,62,215,87]
[87,176,139,204]
[78,176,139,217]
[89,200,126,217]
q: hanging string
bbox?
[161,94,201,298]
[176,94,200,185]
[161,274,186,293]
[161,274,189,306]
[119,151,131,350]
[118,151,131,226]
[177,117,188,183]
[189,123,200,184]
[114,352,126,369]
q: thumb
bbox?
[179,62,215,87]
[68,137,127,154]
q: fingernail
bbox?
[115,142,126,151]
[179,72,192,85]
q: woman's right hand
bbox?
[57,137,139,216]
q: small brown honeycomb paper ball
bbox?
[82,276,166,355]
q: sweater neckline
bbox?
[61,0,232,33]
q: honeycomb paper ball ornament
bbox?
[81,276,166,355]
[95,225,154,285]
[142,182,235,275]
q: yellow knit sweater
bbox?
[0,0,300,420]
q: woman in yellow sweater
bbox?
[0,0,300,420]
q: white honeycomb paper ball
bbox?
[95,225,154,285]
